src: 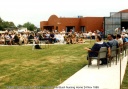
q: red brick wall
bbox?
[119,9,128,13]
[40,21,48,30]
[59,18,80,32]
[84,17,104,32]
[40,15,104,32]
[48,15,58,26]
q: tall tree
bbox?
[0,17,16,31]
[23,22,36,31]
[17,24,23,28]
[2,21,16,29]
[0,17,3,23]
[0,17,4,30]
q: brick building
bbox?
[40,15,103,32]
[40,9,128,35]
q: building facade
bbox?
[104,9,128,35]
[40,15,103,32]
[40,9,128,35]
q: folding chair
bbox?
[109,46,117,66]
[124,43,128,57]
[88,47,108,69]
[117,46,124,62]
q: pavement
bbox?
[55,56,128,89]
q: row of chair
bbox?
[88,44,128,69]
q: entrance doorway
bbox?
[80,26,85,32]
[43,26,54,32]
[121,21,128,30]
[66,26,75,32]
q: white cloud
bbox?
[0,0,128,27]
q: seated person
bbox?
[122,34,128,45]
[66,34,72,44]
[0,33,5,44]
[107,34,119,48]
[116,34,123,47]
[78,37,83,43]
[84,36,111,65]
[71,34,76,44]
[49,32,55,44]
[13,34,20,45]
[116,34,123,53]
[28,34,34,44]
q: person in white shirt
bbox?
[62,29,66,34]
[86,32,90,39]
[83,32,87,39]
[5,33,11,45]
[116,34,123,46]
[115,28,119,34]
[23,33,28,44]
[58,32,64,43]
[122,27,126,33]
[91,31,96,39]
[0,33,5,44]
[54,32,60,42]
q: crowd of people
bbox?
[84,30,128,65]
[0,28,127,47]
[0,28,128,63]
[0,29,104,45]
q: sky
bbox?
[0,0,128,27]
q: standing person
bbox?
[118,27,121,34]
[122,27,126,33]
[84,36,111,65]
[115,28,119,35]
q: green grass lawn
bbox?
[0,44,90,89]
[122,62,128,89]
[0,43,128,89]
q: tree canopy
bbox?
[0,17,16,31]
[23,22,36,31]
[0,17,37,31]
